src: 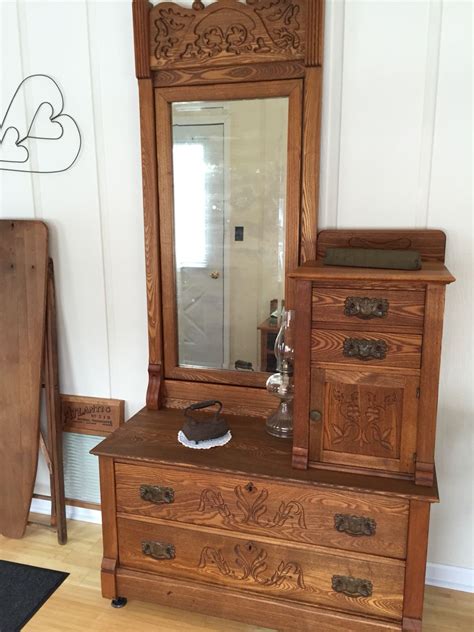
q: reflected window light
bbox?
[173,142,207,268]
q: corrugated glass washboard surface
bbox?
[63,433,102,504]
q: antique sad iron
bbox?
[177,400,231,449]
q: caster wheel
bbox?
[111,597,128,608]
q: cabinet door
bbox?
[309,369,418,475]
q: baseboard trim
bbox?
[30,497,102,524]
[426,562,474,593]
[30,498,473,593]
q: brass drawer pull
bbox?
[334,513,376,537]
[140,484,175,504]
[332,575,373,598]
[344,297,389,320]
[142,540,175,560]
[343,338,388,361]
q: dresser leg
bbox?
[402,616,422,631]
[111,597,128,608]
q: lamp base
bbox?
[265,401,293,439]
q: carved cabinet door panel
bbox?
[309,368,419,475]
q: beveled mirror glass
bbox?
[171,97,289,373]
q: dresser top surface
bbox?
[92,407,439,502]
[289,260,455,284]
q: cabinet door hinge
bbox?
[413,452,417,463]
[416,387,420,399]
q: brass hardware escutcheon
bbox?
[142,540,175,560]
[140,484,175,504]
[343,338,388,361]
[310,410,322,422]
[332,575,373,598]
[344,297,389,320]
[334,513,377,537]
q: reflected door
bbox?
[173,124,225,368]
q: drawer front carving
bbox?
[312,288,425,332]
[310,368,419,475]
[117,517,405,621]
[115,463,409,558]
[311,330,422,369]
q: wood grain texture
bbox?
[292,280,312,468]
[404,501,431,623]
[138,78,164,408]
[117,568,401,632]
[316,230,447,263]
[305,0,325,66]
[1,520,468,632]
[115,462,409,558]
[415,285,446,486]
[312,330,422,369]
[312,288,425,333]
[132,0,150,78]
[44,259,67,544]
[98,457,118,599]
[300,67,322,263]
[149,0,306,71]
[311,369,418,476]
[0,220,48,539]
[117,516,405,620]
[153,60,305,87]
[91,408,439,503]
[289,259,455,284]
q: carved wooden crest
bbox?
[150,0,306,70]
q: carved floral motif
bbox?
[199,540,306,589]
[330,390,398,452]
[198,483,307,529]
[151,0,304,67]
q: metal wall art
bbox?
[0,74,81,173]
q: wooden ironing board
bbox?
[0,220,48,538]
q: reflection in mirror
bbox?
[172,97,289,373]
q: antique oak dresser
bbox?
[92,1,455,630]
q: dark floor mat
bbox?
[0,560,68,631]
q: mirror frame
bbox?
[156,81,301,388]
[132,0,325,413]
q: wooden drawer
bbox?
[117,516,405,621]
[312,288,425,333]
[115,463,409,558]
[311,330,422,369]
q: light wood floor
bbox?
[1,519,472,631]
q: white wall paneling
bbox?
[1,0,472,580]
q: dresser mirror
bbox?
[172,96,288,372]
[156,81,304,389]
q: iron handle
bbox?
[344,296,389,319]
[142,540,175,560]
[342,337,388,361]
[310,410,322,422]
[140,484,175,504]
[334,513,376,537]
[332,575,373,598]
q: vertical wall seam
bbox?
[16,0,37,217]
[84,0,113,398]
[415,0,443,229]
[319,0,345,229]
[334,0,345,229]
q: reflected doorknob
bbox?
[210,271,220,279]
